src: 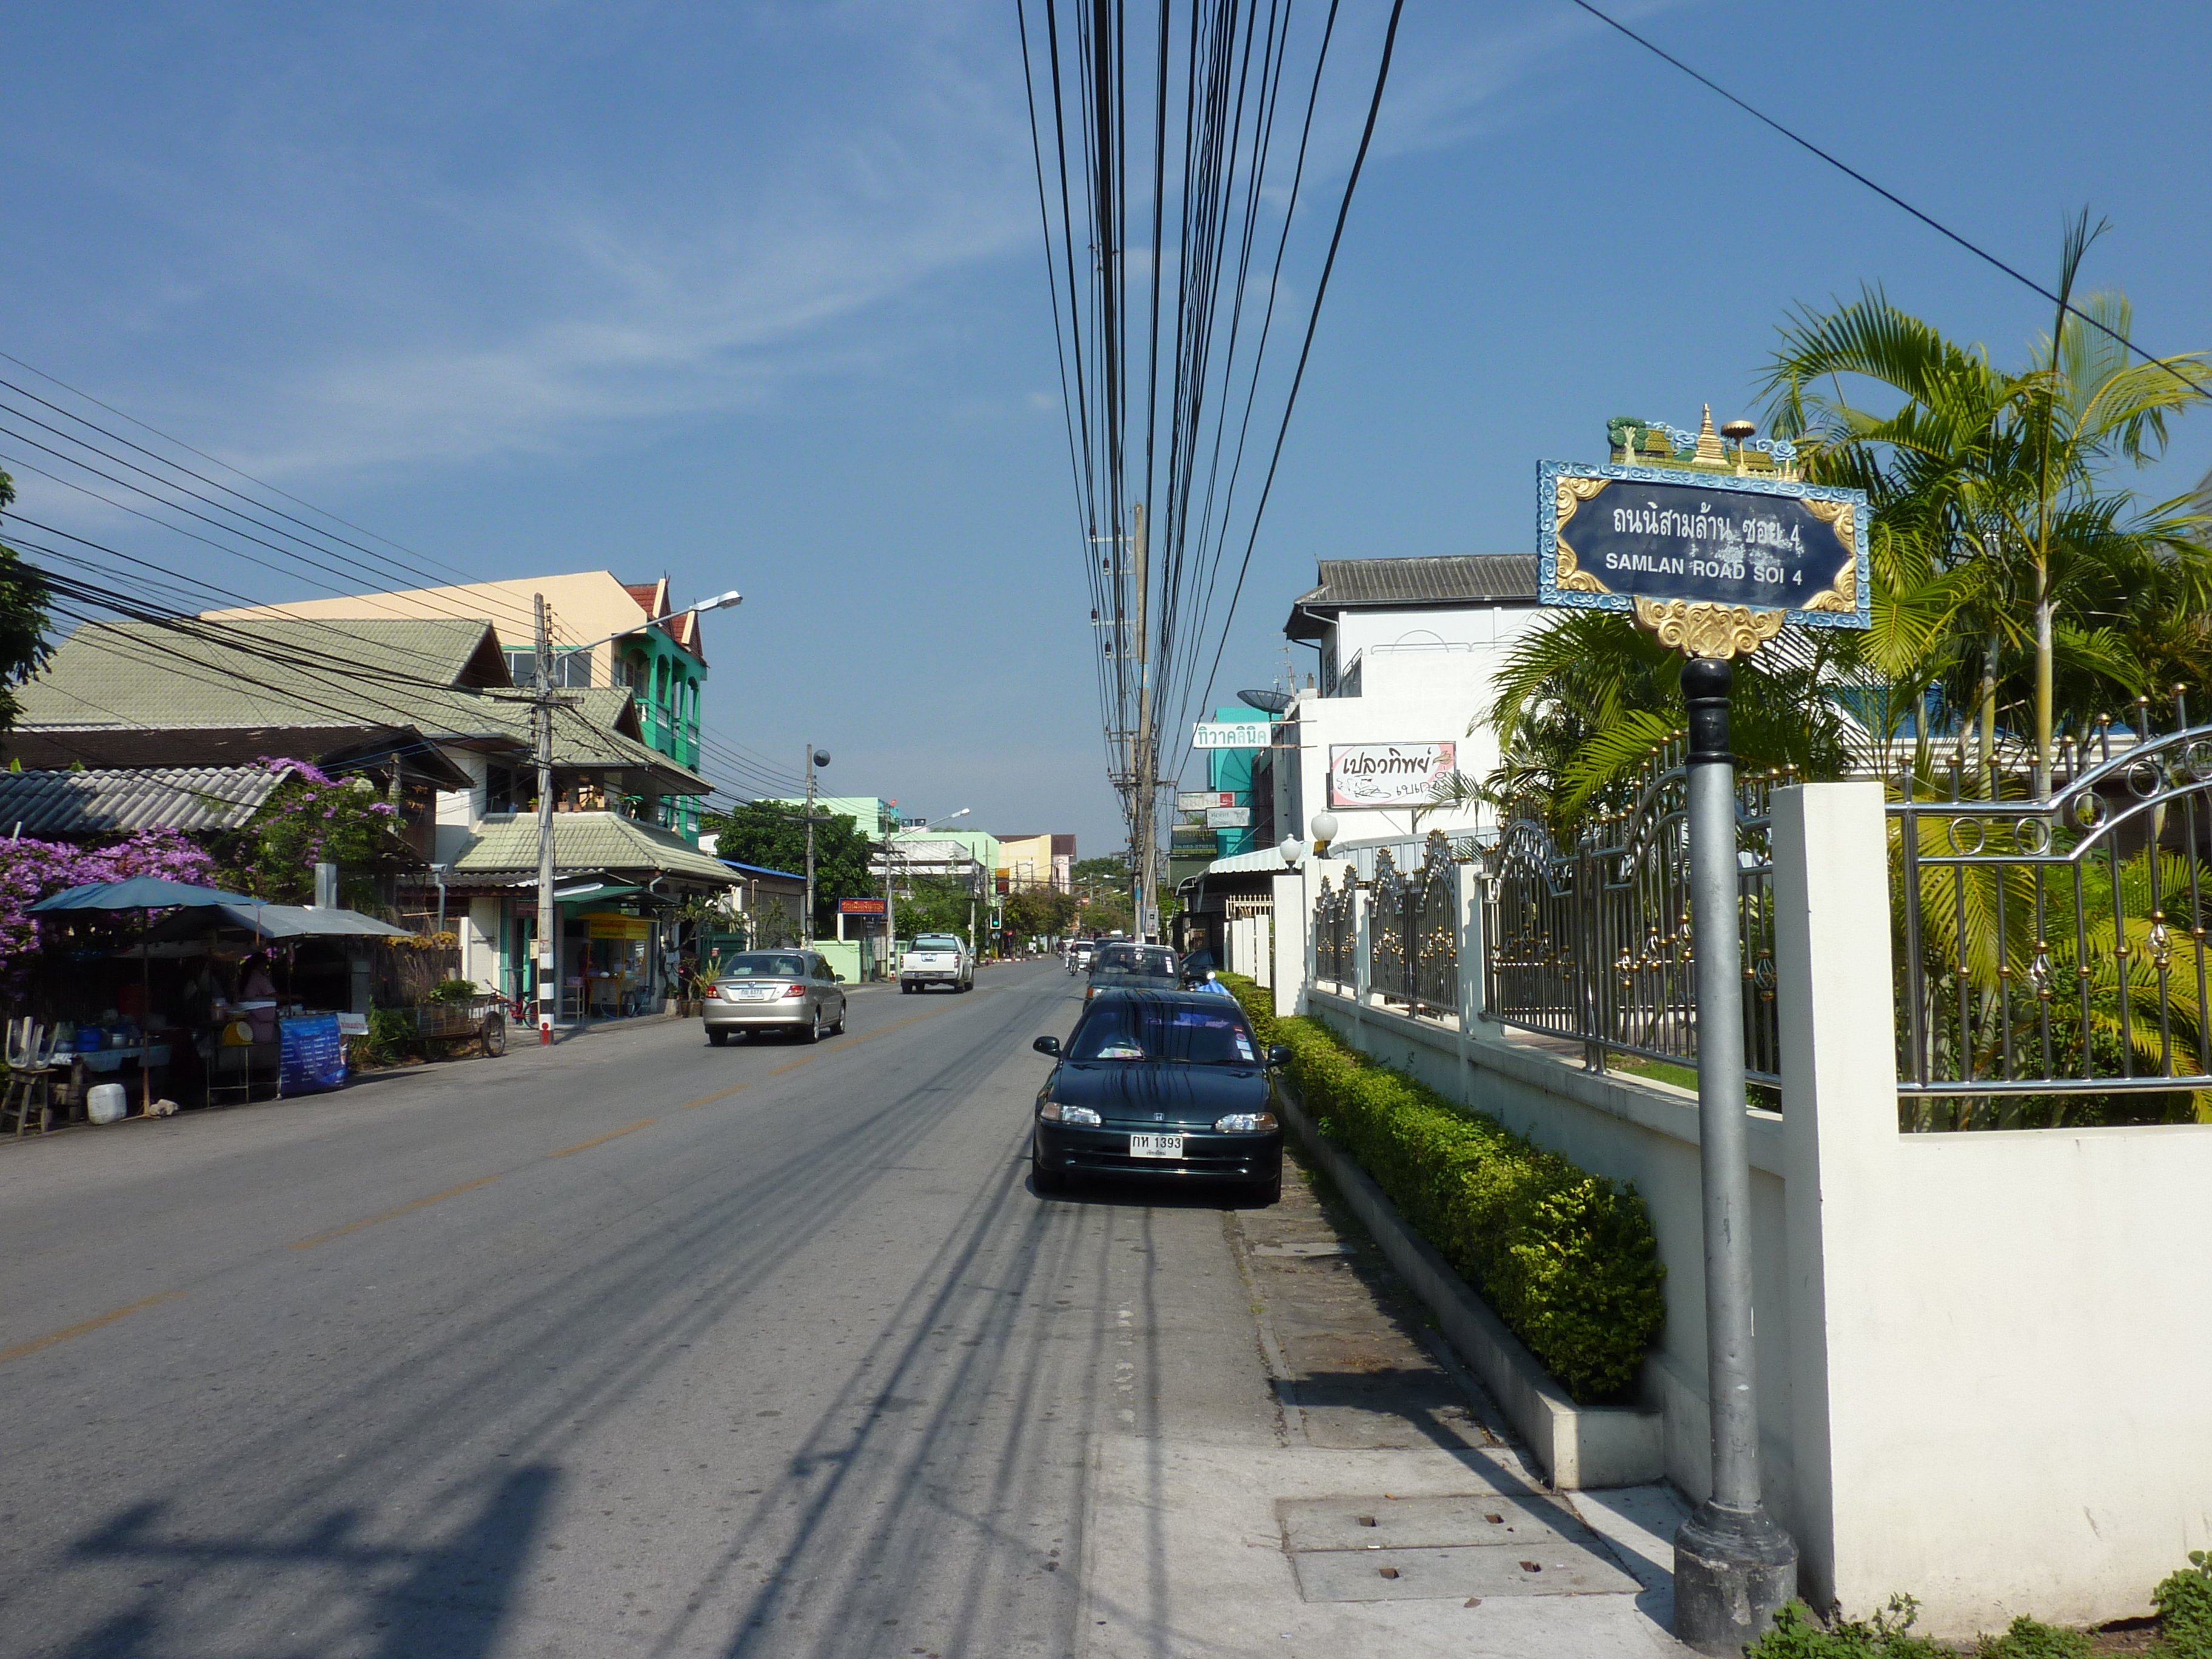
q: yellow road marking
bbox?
[765,1057,814,1076]
[0,1290,184,1366]
[680,1083,749,1110]
[548,1118,656,1158]
[289,1176,501,1250]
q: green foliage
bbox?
[1973,1616,2093,1659]
[1746,1598,1943,1659]
[2153,1550,2212,1658]
[1221,974,1664,1401]
[1004,885,1078,940]
[424,978,479,1004]
[701,800,873,934]
[350,1006,417,1068]
[0,471,53,732]
[897,874,979,943]
[209,766,418,905]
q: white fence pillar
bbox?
[1770,781,1896,1615]
[1272,874,1306,1011]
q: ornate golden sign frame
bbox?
[1631,598,1785,660]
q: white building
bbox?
[1271,554,1543,854]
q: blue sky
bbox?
[5,1,2209,856]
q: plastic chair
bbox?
[3,1020,57,1136]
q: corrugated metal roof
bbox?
[13,618,710,796]
[451,811,736,885]
[1286,555,1540,631]
[0,766,283,837]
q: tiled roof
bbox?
[1285,556,1540,637]
[450,811,736,886]
[0,766,284,837]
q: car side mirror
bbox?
[1267,1044,1292,1068]
[1033,1036,1061,1057]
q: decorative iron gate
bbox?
[1366,830,1460,1019]
[1482,737,1781,1085]
[1891,706,2212,1128]
[1312,872,1353,987]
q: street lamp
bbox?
[1309,811,1339,857]
[529,586,744,1044]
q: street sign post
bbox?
[1539,426,1869,1656]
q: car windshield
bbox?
[1068,1000,1259,1065]
[722,953,808,979]
[1091,945,1179,979]
[913,936,961,953]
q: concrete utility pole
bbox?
[534,594,557,1044]
[1673,654,1798,1654]
[802,745,830,944]
[1131,501,1157,942]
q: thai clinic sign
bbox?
[583,912,652,941]
[1204,806,1252,828]
[1193,720,1273,750]
[838,897,886,916]
[1176,790,1235,811]
[1538,460,1871,643]
[1328,742,1456,809]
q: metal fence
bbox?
[1366,830,1460,1020]
[1891,705,2212,1128]
[1481,736,1781,1086]
[1312,871,1353,988]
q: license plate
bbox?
[732,986,774,1000]
[1128,1133,1185,1159]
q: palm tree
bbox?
[1761,213,2210,792]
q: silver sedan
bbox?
[702,950,849,1044]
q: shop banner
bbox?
[584,912,652,941]
[1328,741,1456,809]
[280,1014,347,1095]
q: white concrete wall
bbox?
[463,896,501,992]
[433,753,489,866]
[1272,788,2212,1638]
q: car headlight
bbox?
[1213,1112,1276,1133]
[1041,1101,1102,1126]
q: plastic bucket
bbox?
[87,1082,128,1125]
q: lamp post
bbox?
[803,745,831,943]
[531,588,741,1044]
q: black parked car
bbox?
[1082,941,1184,1003]
[1030,990,1288,1204]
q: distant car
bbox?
[1029,989,1287,1203]
[702,950,848,1044]
[1083,941,1182,1002]
[901,932,974,994]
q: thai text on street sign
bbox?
[1193,720,1273,749]
[1205,806,1252,828]
[1176,790,1236,810]
[1538,457,1870,657]
[839,897,887,915]
[1328,742,1456,809]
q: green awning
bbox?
[553,882,645,907]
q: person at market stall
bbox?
[235,953,280,1043]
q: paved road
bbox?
[0,962,1261,1658]
[1,959,1681,1659]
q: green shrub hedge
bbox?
[1221,973,1665,1402]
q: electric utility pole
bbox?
[534,594,557,1044]
[1131,501,1158,942]
[802,744,830,943]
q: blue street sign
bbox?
[1538,460,1871,632]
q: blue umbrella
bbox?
[31,879,269,1116]
[30,877,264,913]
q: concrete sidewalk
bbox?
[1078,1149,1691,1659]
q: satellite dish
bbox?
[1236,688,1294,714]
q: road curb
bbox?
[1274,1077,1663,1492]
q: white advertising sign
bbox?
[1204,806,1252,828]
[1193,720,1272,750]
[1176,790,1235,810]
[1328,741,1457,809]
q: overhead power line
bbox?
[1564,0,2212,402]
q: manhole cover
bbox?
[1276,1495,1640,1603]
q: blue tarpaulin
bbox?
[279,1014,347,1095]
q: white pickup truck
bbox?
[899,933,974,994]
